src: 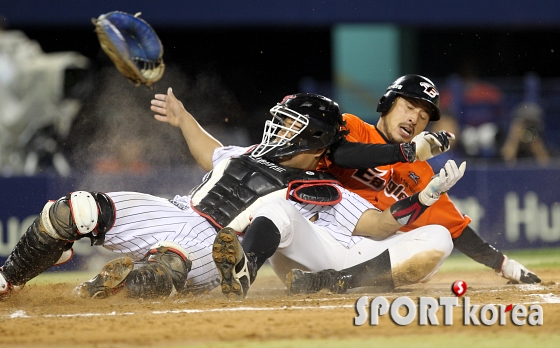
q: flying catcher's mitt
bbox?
[93,11,164,87]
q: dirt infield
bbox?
[1,267,559,348]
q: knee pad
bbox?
[125,241,192,299]
[0,193,111,288]
[42,191,116,245]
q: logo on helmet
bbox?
[420,82,438,98]
[281,94,297,104]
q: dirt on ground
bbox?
[1,268,558,347]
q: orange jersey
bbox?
[319,113,470,238]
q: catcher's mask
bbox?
[377,74,441,121]
[251,93,342,159]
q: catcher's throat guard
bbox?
[93,11,165,86]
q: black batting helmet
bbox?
[251,93,343,159]
[376,74,441,121]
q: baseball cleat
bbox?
[286,269,351,295]
[0,269,24,301]
[212,227,255,301]
[74,257,134,299]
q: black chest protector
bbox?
[190,154,340,229]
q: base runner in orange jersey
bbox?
[295,75,541,295]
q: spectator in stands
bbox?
[440,58,507,159]
[500,102,551,166]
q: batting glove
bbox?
[413,131,455,161]
[498,255,541,284]
[419,160,466,206]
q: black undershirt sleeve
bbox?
[452,226,505,270]
[329,139,412,169]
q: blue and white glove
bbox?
[93,11,165,86]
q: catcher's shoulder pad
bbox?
[290,181,342,205]
[93,11,164,86]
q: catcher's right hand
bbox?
[413,131,455,161]
[93,11,165,86]
[498,255,541,284]
[151,87,190,128]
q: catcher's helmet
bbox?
[251,93,342,159]
[376,74,441,121]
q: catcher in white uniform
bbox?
[205,94,465,300]
[0,90,464,300]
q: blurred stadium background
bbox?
[1,0,560,272]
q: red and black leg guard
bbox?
[2,218,67,286]
[1,192,115,286]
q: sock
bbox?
[241,217,281,270]
[344,249,394,289]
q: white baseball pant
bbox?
[101,192,220,292]
[251,197,453,284]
